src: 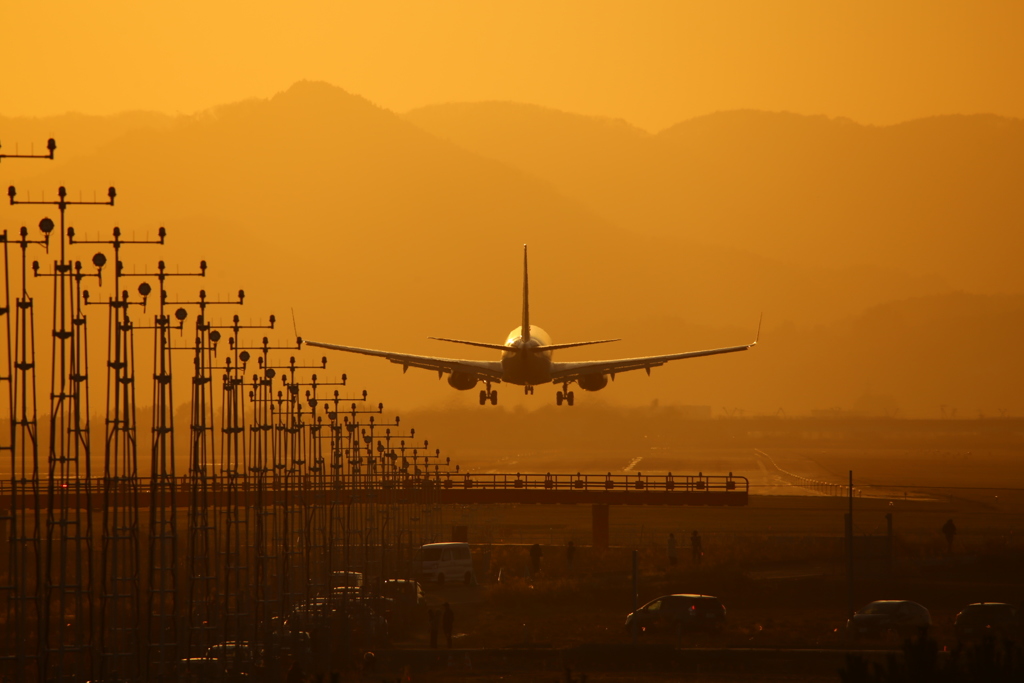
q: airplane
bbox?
[304,246,759,406]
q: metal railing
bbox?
[0,470,748,499]
[440,471,747,494]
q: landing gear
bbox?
[556,384,575,406]
[524,385,534,395]
[479,382,498,406]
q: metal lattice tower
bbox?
[75,225,165,681]
[130,257,204,680]
[215,314,275,650]
[1,222,53,682]
[0,138,55,683]
[2,144,462,680]
[10,185,115,682]
[304,376,349,607]
[168,288,243,659]
[239,336,300,651]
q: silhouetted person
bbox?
[691,530,702,565]
[428,608,440,648]
[942,518,957,553]
[566,540,576,568]
[442,602,455,648]
[530,543,543,575]
[667,532,678,566]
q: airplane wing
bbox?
[549,332,758,384]
[303,340,505,382]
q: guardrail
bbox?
[0,471,748,506]
[437,472,747,494]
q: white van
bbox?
[414,542,475,585]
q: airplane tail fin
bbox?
[291,307,302,345]
[522,244,530,343]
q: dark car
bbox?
[954,602,1019,643]
[383,579,425,609]
[267,629,312,665]
[846,600,931,639]
[345,598,391,644]
[206,641,263,674]
[178,657,226,683]
[176,641,263,682]
[382,579,426,635]
[625,594,726,635]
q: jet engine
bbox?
[577,374,609,391]
[447,372,479,391]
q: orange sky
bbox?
[3,1,1023,130]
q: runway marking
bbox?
[623,457,643,473]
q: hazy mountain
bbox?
[2,82,1018,415]
[4,83,946,328]
[407,104,1024,294]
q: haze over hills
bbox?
[407,103,1024,294]
[1,81,1020,416]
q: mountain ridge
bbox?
[2,81,1018,415]
[407,102,1024,294]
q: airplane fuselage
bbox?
[500,325,553,385]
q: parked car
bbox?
[332,570,364,589]
[176,641,263,680]
[413,542,475,585]
[846,600,931,639]
[383,579,425,609]
[290,596,334,626]
[382,579,426,635]
[178,657,225,683]
[954,602,1019,643]
[345,599,390,644]
[267,629,312,666]
[206,640,264,673]
[624,594,726,635]
[329,585,364,607]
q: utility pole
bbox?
[885,512,894,575]
[846,470,854,621]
